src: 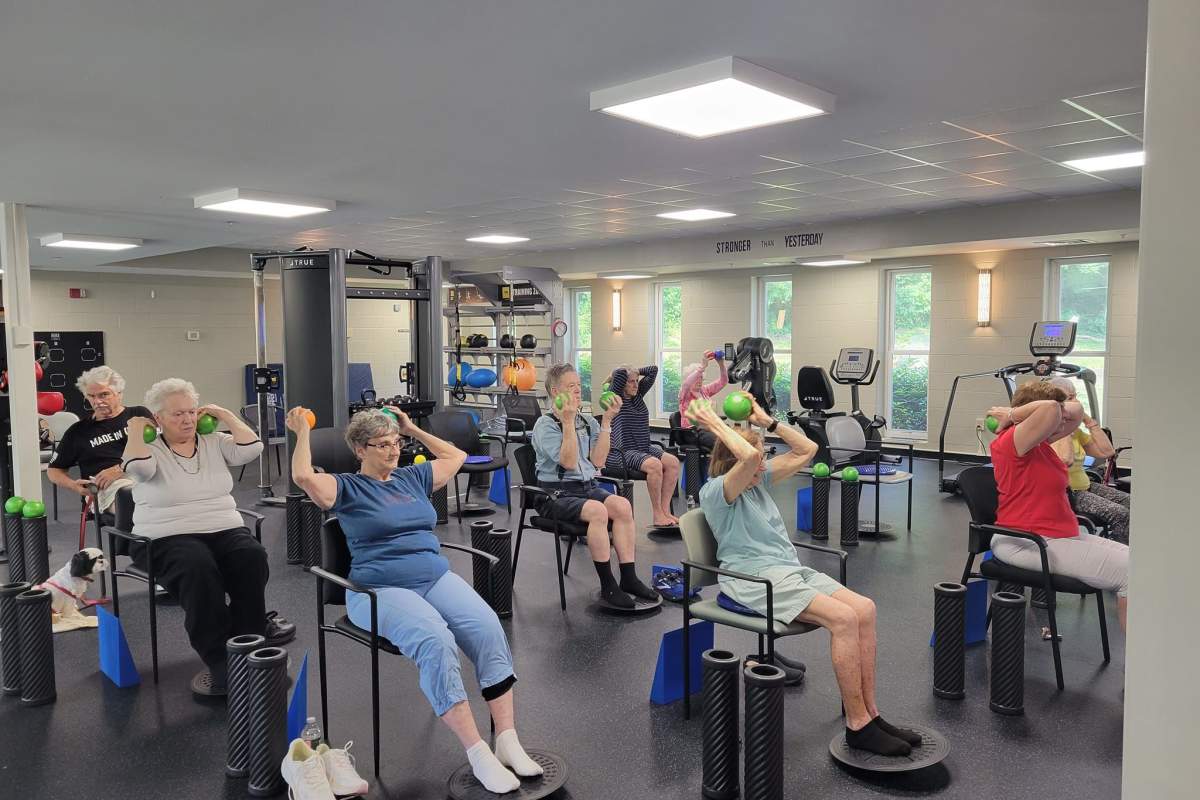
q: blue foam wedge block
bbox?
[929,573,990,647]
[650,620,714,705]
[488,467,511,505]
[795,486,813,531]
[287,651,309,743]
[97,605,140,688]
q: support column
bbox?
[0,203,44,501]
[412,256,444,411]
[1123,1,1200,797]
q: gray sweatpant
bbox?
[992,531,1129,597]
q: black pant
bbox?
[132,528,268,670]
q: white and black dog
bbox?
[36,547,107,631]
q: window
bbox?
[755,277,793,417]
[656,282,683,417]
[1048,257,1109,420]
[885,269,932,435]
[570,288,593,401]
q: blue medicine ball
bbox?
[449,362,473,383]
[465,368,497,388]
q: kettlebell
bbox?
[467,333,489,348]
[499,333,516,349]
[520,334,537,349]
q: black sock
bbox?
[845,718,911,757]
[875,716,922,747]
[596,562,635,608]
[618,562,658,601]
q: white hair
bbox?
[76,366,126,395]
[144,378,200,414]
[345,409,399,450]
[1047,376,1076,396]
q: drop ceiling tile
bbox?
[699,155,798,179]
[1104,112,1143,136]
[1069,86,1145,118]
[619,168,713,188]
[814,151,922,176]
[779,176,878,195]
[528,189,608,204]
[823,186,926,202]
[978,163,1078,183]
[665,178,762,197]
[567,180,656,197]
[763,141,879,165]
[725,188,814,204]
[621,187,705,204]
[899,137,1015,163]
[567,196,656,212]
[897,175,999,192]
[751,164,841,186]
[949,102,1092,135]
[846,123,967,151]
[1009,174,1111,193]
[1042,136,1143,163]
[937,151,1045,174]
[998,120,1126,150]
[863,164,955,184]
[936,186,1042,202]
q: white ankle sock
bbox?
[494,728,544,777]
[466,740,520,793]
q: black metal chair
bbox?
[311,517,499,776]
[426,411,511,519]
[668,411,708,505]
[595,413,682,520]
[238,403,285,481]
[678,508,846,718]
[510,443,625,610]
[956,466,1110,690]
[501,394,543,444]
[104,487,264,683]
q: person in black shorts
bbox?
[605,364,681,527]
[532,363,657,609]
[47,366,151,512]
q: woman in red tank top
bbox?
[987,381,1129,632]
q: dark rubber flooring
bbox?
[0,458,1125,799]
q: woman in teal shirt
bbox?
[690,398,919,757]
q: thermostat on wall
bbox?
[186,330,201,341]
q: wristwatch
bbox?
[766,420,779,433]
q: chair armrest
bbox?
[681,559,776,624]
[310,566,378,598]
[978,523,1048,549]
[479,433,509,457]
[441,541,500,567]
[681,559,772,587]
[595,475,628,489]
[236,507,265,542]
[1075,515,1098,534]
[104,525,150,545]
[792,540,849,586]
[518,484,552,499]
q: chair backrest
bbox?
[320,517,354,605]
[109,487,136,557]
[309,427,359,475]
[240,404,280,438]
[796,366,836,411]
[827,416,866,461]
[513,443,538,485]
[957,466,999,553]
[679,508,721,588]
[46,411,80,440]
[502,394,542,433]
[427,411,481,453]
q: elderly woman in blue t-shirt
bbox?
[288,406,541,794]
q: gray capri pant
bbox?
[991,531,1129,597]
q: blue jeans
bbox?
[346,571,514,715]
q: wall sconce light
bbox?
[612,289,622,331]
[977,268,992,327]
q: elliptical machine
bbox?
[787,347,886,466]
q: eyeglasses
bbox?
[364,439,402,451]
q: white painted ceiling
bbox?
[1,1,1148,271]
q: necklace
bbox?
[167,438,201,476]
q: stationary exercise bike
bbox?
[787,347,888,467]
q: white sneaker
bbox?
[317,741,370,797]
[281,739,336,800]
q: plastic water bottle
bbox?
[301,716,323,749]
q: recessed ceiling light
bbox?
[1032,239,1092,246]
[39,233,142,251]
[599,271,654,280]
[799,257,868,267]
[466,235,530,244]
[657,208,736,222]
[591,56,835,139]
[194,188,335,218]
[1063,151,1144,173]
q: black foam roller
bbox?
[20,515,50,586]
[811,475,830,540]
[3,511,25,583]
[1030,587,1050,609]
[933,582,967,699]
[989,591,1026,716]
[685,449,703,504]
[16,588,55,706]
[285,493,304,565]
[226,634,267,779]
[300,499,322,571]
[743,664,785,800]
[471,522,512,618]
[431,486,449,525]
[0,581,32,696]
[997,582,1024,598]
[246,646,289,796]
[840,479,860,547]
[701,650,739,800]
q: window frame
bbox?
[753,275,794,417]
[568,287,592,407]
[1045,255,1111,422]
[654,281,683,418]
[883,266,933,438]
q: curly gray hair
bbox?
[345,409,400,451]
[76,366,126,395]
[144,378,200,414]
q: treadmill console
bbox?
[834,347,874,381]
[1029,321,1077,357]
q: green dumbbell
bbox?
[4,496,25,515]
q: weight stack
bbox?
[16,588,55,706]
[470,522,512,618]
[1030,587,1050,609]
[840,479,860,547]
[989,591,1026,716]
[1,581,32,696]
[21,514,50,585]
[300,499,322,571]
[743,664,785,800]
[3,511,25,583]
[246,647,289,797]
[284,493,304,565]
[431,486,449,525]
[701,650,739,800]
[225,634,267,779]
[932,582,967,699]
[811,475,830,540]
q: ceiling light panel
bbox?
[1062,151,1144,172]
[39,233,142,251]
[194,188,335,218]
[655,208,736,221]
[465,234,530,244]
[591,57,835,139]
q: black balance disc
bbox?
[591,589,663,614]
[829,723,949,773]
[447,750,568,800]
